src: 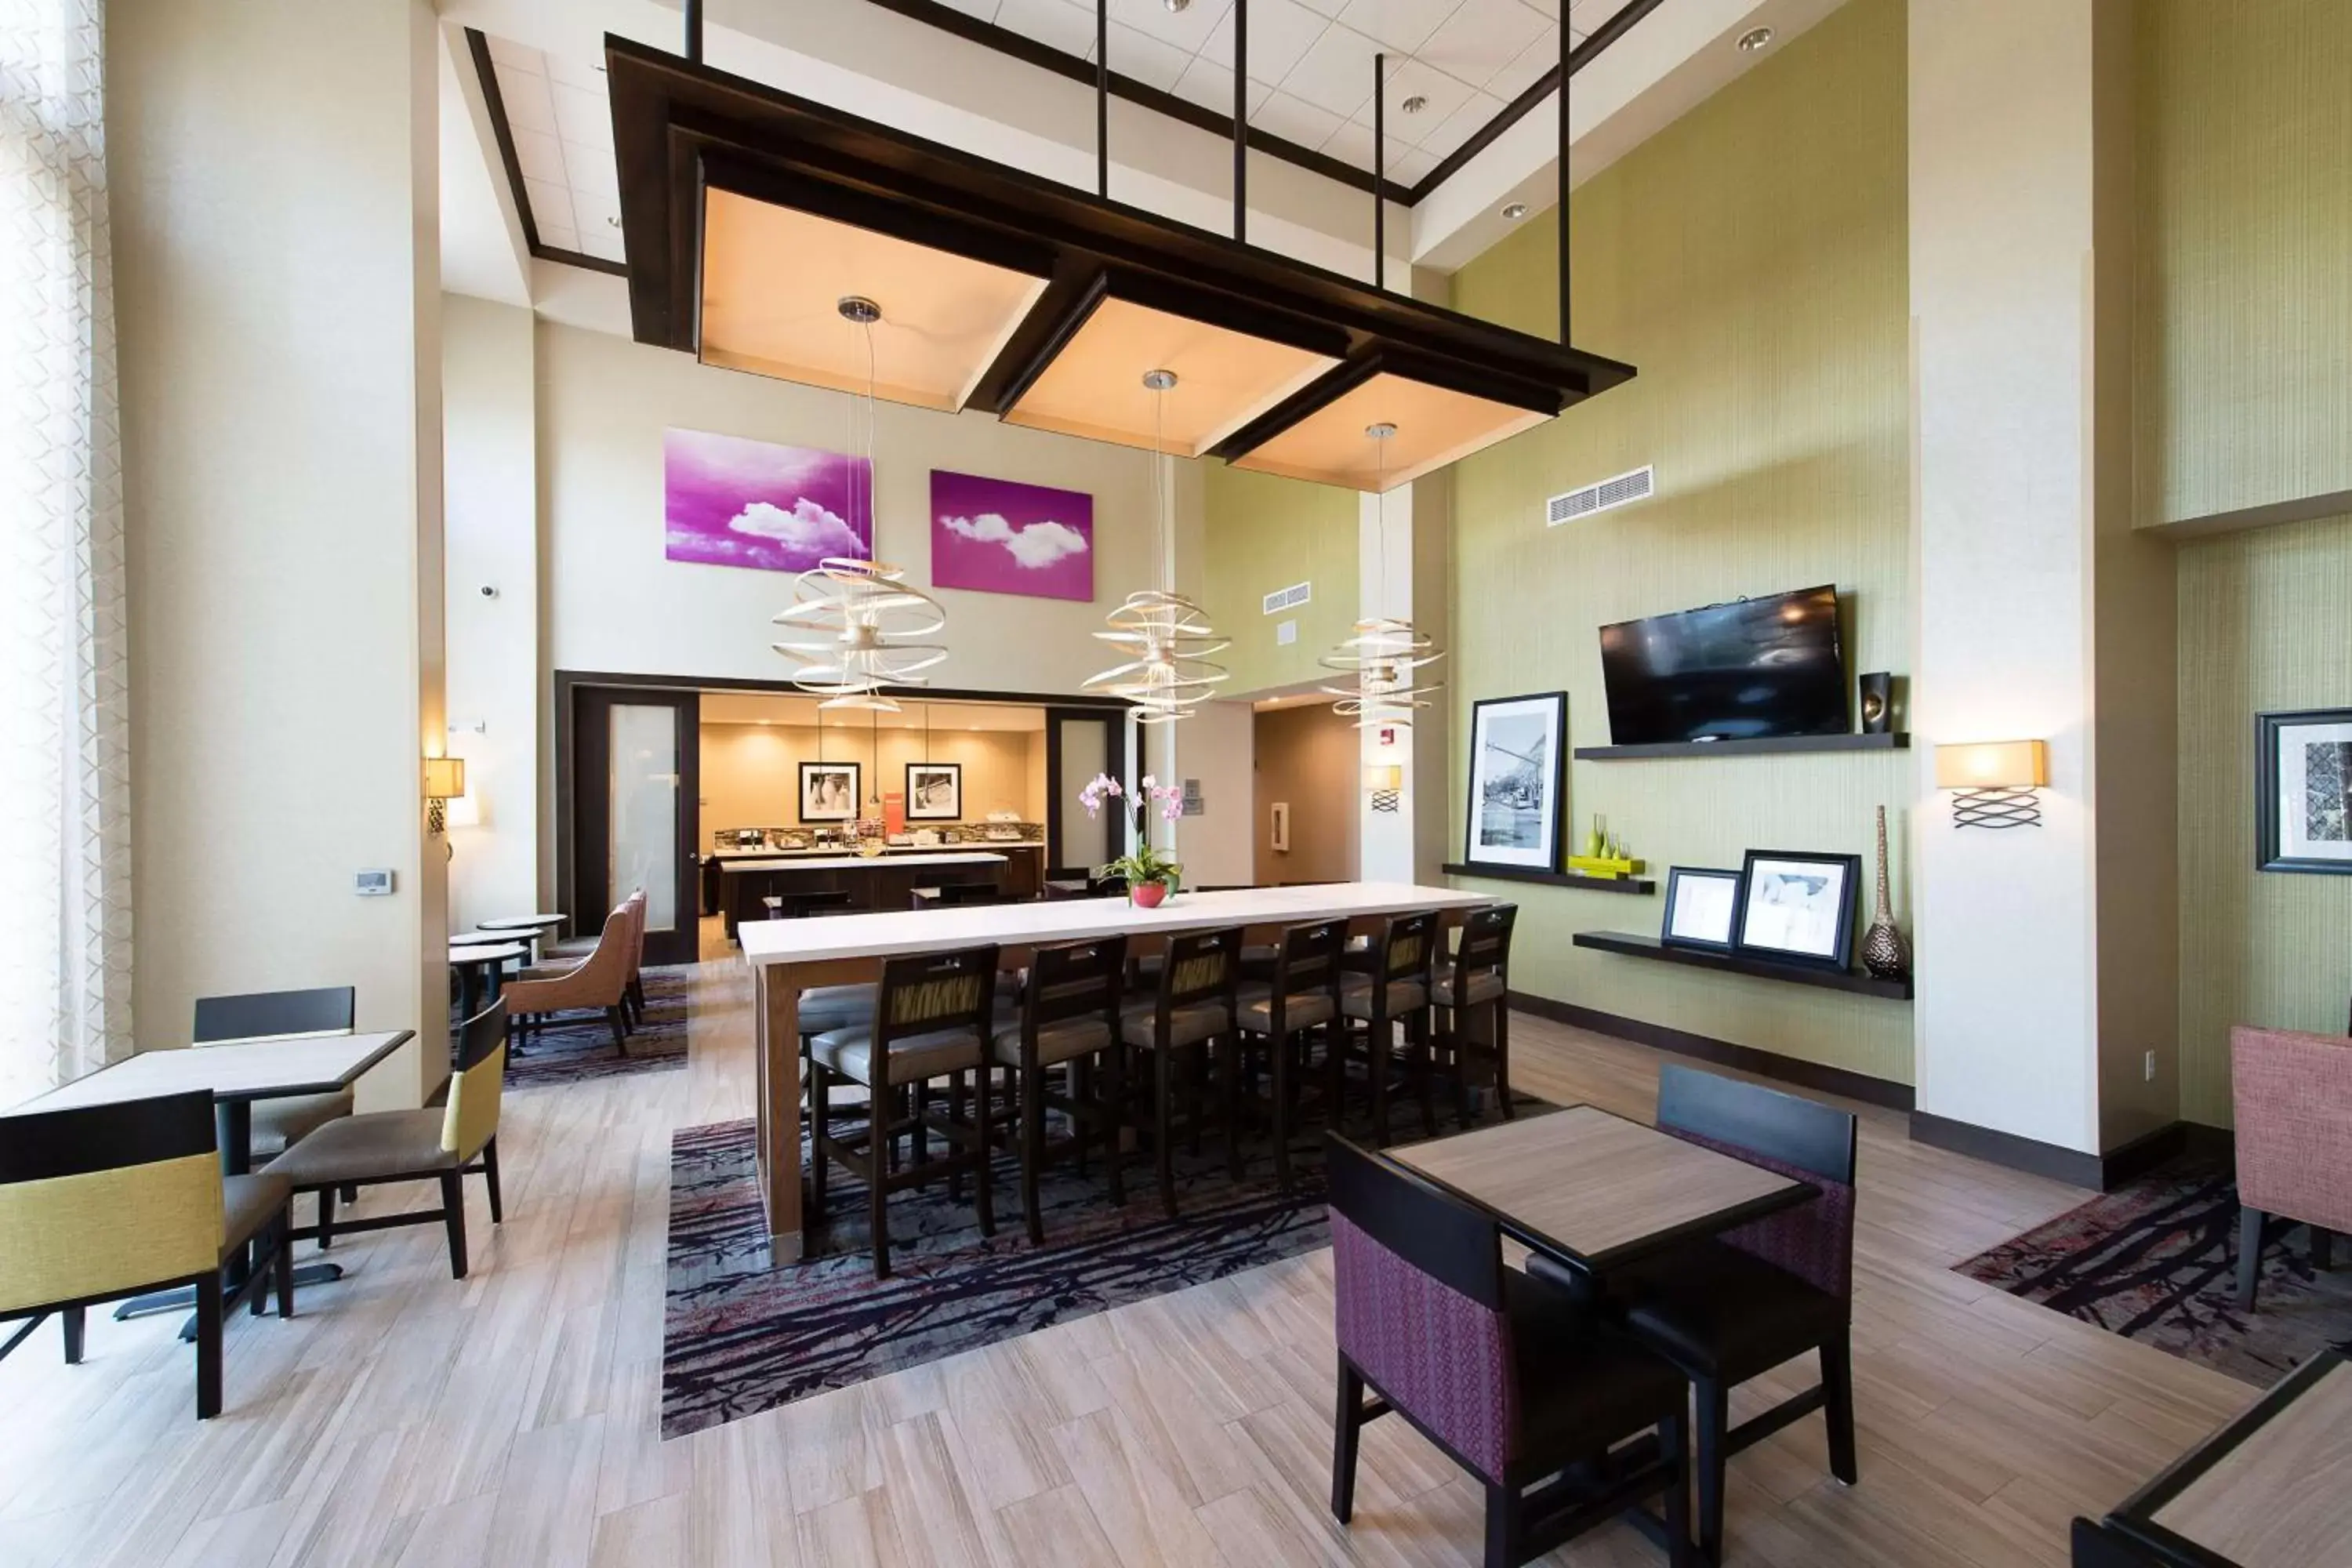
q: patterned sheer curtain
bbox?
[1,0,132,1106]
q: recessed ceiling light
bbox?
[1501,202,1529,220]
[1401,95,1427,115]
[1164,0,1190,11]
[1737,26,1773,52]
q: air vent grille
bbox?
[1261,581,1312,615]
[1546,465,1653,526]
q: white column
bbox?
[1359,487,1414,882]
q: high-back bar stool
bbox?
[1332,909,1440,1146]
[1234,919,1348,1192]
[1434,902,1518,1127]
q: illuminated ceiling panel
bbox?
[1227,371,1552,492]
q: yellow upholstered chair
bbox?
[266,1002,506,1279]
[0,1090,295,1420]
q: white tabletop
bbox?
[480,913,564,928]
[449,943,531,964]
[19,1030,415,1109]
[721,851,1009,873]
[739,880,1494,967]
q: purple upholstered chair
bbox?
[2230,1024,2352,1310]
[1325,1134,1693,1568]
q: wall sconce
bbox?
[1934,740,2046,829]
[1364,764,1403,814]
[422,756,466,836]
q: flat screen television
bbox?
[1598,585,1848,745]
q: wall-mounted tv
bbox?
[1598,585,1848,745]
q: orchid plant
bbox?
[1078,772,1185,893]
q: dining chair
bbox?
[1333,909,1441,1145]
[267,1002,508,1279]
[1433,904,1518,1127]
[192,985,357,1161]
[502,901,635,1054]
[1233,919,1347,1192]
[989,935,1129,1242]
[2228,1023,2352,1310]
[1121,927,1244,1216]
[934,883,1014,907]
[0,1091,296,1420]
[808,945,1000,1278]
[1325,1135,1695,1568]
[1540,1064,1858,1566]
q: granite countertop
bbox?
[710,840,1040,860]
[717,851,1011,873]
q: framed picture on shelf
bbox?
[1463,692,1568,872]
[906,762,963,821]
[1735,850,1861,970]
[2256,708,2352,874]
[1661,866,1744,953]
[798,761,861,823]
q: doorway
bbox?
[1044,706,1134,880]
[571,685,702,966]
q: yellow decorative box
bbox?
[1566,855,1646,880]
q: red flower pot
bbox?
[1130,881,1168,909]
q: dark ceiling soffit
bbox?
[1204,345,1567,466]
[855,0,1406,205]
[606,34,1636,412]
[1407,0,1671,203]
[466,27,629,281]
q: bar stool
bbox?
[1432,902,1517,1127]
[1232,919,1346,1192]
[1120,927,1243,1217]
[989,935,1128,1242]
[1331,909,1440,1146]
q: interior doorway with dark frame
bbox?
[570,684,702,967]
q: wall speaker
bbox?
[1859,672,1893,734]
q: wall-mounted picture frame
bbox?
[1735,850,1861,970]
[1661,866,1744,953]
[1463,692,1568,872]
[798,761,861,823]
[2256,708,2352,875]
[906,762,963,822]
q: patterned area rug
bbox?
[1954,1156,2352,1385]
[504,965,691,1087]
[662,1087,1552,1438]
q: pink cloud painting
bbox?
[664,428,873,574]
[929,470,1094,602]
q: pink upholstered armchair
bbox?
[2230,1024,2352,1310]
[503,903,636,1055]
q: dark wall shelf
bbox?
[1442,863,1655,895]
[1573,732,1910,761]
[1573,930,1914,1000]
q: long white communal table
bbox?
[736,880,1495,1256]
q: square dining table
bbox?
[1392,1104,1816,1275]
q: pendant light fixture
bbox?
[1081,370,1231,724]
[769,296,949,712]
[1321,421,1443,728]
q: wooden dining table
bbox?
[736,880,1495,1258]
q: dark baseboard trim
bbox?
[1508,991,1915,1112]
[1907,1113,2216,1192]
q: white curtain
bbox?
[1,0,132,1106]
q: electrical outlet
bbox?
[2143,1050,2156,1083]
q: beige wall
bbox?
[700,724,1045,834]
[1200,464,1359,698]
[1254,705,1361,887]
[113,0,445,1104]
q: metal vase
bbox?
[1861,804,1910,979]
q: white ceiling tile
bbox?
[1250,89,1345,149]
[1291,0,1349,15]
[578,227,628,263]
[1200,0,1331,83]
[543,52,606,93]
[524,177,576,234]
[1171,56,1277,118]
[564,144,620,203]
[993,0,1096,56]
[485,35,543,74]
[1568,0,1636,34]
[1486,24,1559,100]
[495,67,557,136]
[1279,21,1381,118]
[1106,0,1232,56]
[932,0,1001,20]
[1419,88,1506,159]
[536,222,580,252]
[507,125,565,185]
[1417,0,1549,91]
[1334,0,1454,55]
[1095,19,1192,91]
[550,81,610,147]
[1317,119,1417,173]
[1387,144,1437,184]
[1356,56,1476,144]
[571,186,622,238]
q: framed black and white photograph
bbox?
[905,762,963,822]
[798,761,860,823]
[1463,692,1567,872]
[1661,866,1744,952]
[2257,708,2352,874]
[1735,850,1861,970]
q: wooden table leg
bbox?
[754,966,805,1260]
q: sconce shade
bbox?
[1363,764,1403,793]
[1934,741,2045,790]
[422,757,467,800]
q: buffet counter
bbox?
[713,845,1044,935]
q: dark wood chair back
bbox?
[779,891,855,919]
[193,986,354,1044]
[938,884,1013,906]
[874,946,1000,1044]
[1453,903,1517,981]
[1154,926,1243,1014]
[1324,1134,1503,1308]
[1377,909,1441,986]
[1022,935,1128,1034]
[1657,1064,1857,1186]
[1273,919,1348,1000]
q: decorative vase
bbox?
[1860,805,1910,978]
[1131,881,1168,909]
[1585,815,1606,859]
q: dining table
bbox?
[448,942,531,1019]
[736,880,1496,1259]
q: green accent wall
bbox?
[1445,0,1914,1087]
[1200,462,1358,696]
[2136,0,2352,527]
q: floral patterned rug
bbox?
[1953,1156,2352,1385]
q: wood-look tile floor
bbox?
[0,957,2256,1568]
